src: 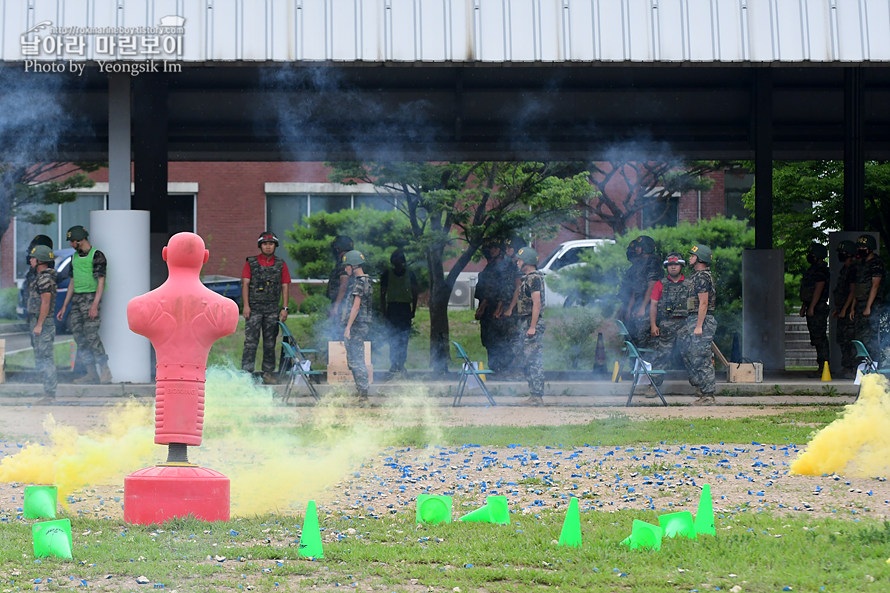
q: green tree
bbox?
[573,159,723,236]
[549,217,754,354]
[0,162,100,244]
[327,161,594,373]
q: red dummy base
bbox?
[124,464,230,525]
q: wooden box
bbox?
[327,341,373,384]
[727,362,763,383]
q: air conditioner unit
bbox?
[449,280,474,308]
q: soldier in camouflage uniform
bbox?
[515,247,546,406]
[850,234,885,364]
[241,231,291,384]
[500,235,527,379]
[799,243,830,377]
[832,240,858,378]
[681,244,717,405]
[474,240,506,372]
[28,245,58,403]
[22,235,53,317]
[327,235,354,336]
[342,250,374,402]
[646,252,691,396]
[624,236,663,349]
[56,225,112,384]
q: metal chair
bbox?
[277,321,317,379]
[615,318,654,375]
[281,341,324,403]
[451,341,496,407]
[850,340,890,400]
[624,340,667,407]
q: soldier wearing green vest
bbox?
[380,249,418,377]
[56,225,112,384]
[241,231,291,384]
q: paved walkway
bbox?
[0,370,861,407]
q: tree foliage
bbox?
[573,159,724,236]
[0,162,100,243]
[325,161,594,372]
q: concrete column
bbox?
[844,67,865,232]
[108,74,131,210]
[742,249,785,370]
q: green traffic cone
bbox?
[658,511,696,539]
[24,485,58,519]
[557,497,582,548]
[693,484,716,536]
[32,519,73,560]
[298,500,324,559]
[620,520,663,551]
[459,495,510,525]
[416,494,452,525]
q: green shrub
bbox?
[0,287,19,320]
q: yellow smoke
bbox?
[0,401,156,504]
[0,366,442,516]
[791,373,890,476]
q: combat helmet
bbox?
[689,244,712,265]
[663,252,685,267]
[637,235,656,254]
[857,234,877,252]
[29,245,54,264]
[837,240,857,257]
[332,235,354,253]
[257,231,279,247]
[808,243,828,260]
[516,247,538,266]
[66,225,88,242]
[343,250,366,267]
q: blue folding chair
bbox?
[452,341,496,406]
[277,321,317,378]
[281,341,324,402]
[851,340,890,401]
[624,340,667,407]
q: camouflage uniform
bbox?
[327,258,350,336]
[833,261,857,373]
[517,269,546,398]
[241,256,285,374]
[681,268,717,395]
[68,248,108,367]
[650,274,691,386]
[800,260,830,371]
[28,268,58,397]
[345,275,374,396]
[853,255,885,363]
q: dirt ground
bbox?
[2,404,888,524]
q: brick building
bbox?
[0,163,749,289]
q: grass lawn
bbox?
[4,410,890,592]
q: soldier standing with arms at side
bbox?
[799,243,830,377]
[28,245,58,404]
[241,231,291,384]
[474,239,504,373]
[56,225,112,384]
[832,240,859,378]
[515,247,546,406]
[647,252,691,397]
[500,236,527,380]
[342,250,373,403]
[682,244,717,406]
[380,249,418,378]
[850,234,885,364]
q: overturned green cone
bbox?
[298,500,324,559]
[459,495,510,525]
[658,511,696,539]
[557,497,582,548]
[32,518,72,560]
[24,485,58,519]
[694,484,716,536]
[619,520,663,551]
[416,494,452,525]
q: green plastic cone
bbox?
[622,520,663,550]
[416,494,452,525]
[693,484,716,536]
[486,496,510,525]
[459,503,492,523]
[24,485,58,519]
[32,519,72,559]
[557,497,582,548]
[658,511,696,539]
[298,500,324,559]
